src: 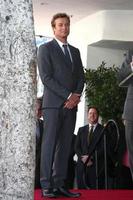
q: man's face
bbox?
[53,17,70,40]
[88,108,99,124]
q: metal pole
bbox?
[95,150,98,189]
[104,134,108,189]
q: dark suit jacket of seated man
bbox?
[75,106,116,189]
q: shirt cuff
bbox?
[67,93,72,99]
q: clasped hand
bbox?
[81,155,93,167]
[64,93,80,109]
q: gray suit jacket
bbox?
[37,39,85,108]
[118,50,133,121]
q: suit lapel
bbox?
[52,39,65,58]
[84,125,89,147]
[87,124,104,156]
[69,45,75,72]
[52,39,73,71]
[88,124,102,147]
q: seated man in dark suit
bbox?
[75,106,116,189]
[35,97,43,189]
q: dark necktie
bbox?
[88,125,94,144]
[63,44,72,66]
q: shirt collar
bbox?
[89,123,98,130]
[55,38,68,48]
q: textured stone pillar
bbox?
[0,0,36,199]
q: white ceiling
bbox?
[32,0,133,36]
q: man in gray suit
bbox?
[37,13,85,198]
[118,49,133,181]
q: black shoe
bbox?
[54,187,81,198]
[42,188,59,198]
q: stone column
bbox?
[0,0,37,199]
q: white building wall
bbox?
[87,46,125,69]
[70,10,133,45]
[102,10,133,41]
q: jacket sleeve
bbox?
[73,49,85,95]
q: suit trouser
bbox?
[125,120,133,180]
[76,160,87,189]
[40,107,77,189]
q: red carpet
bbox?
[34,189,133,200]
